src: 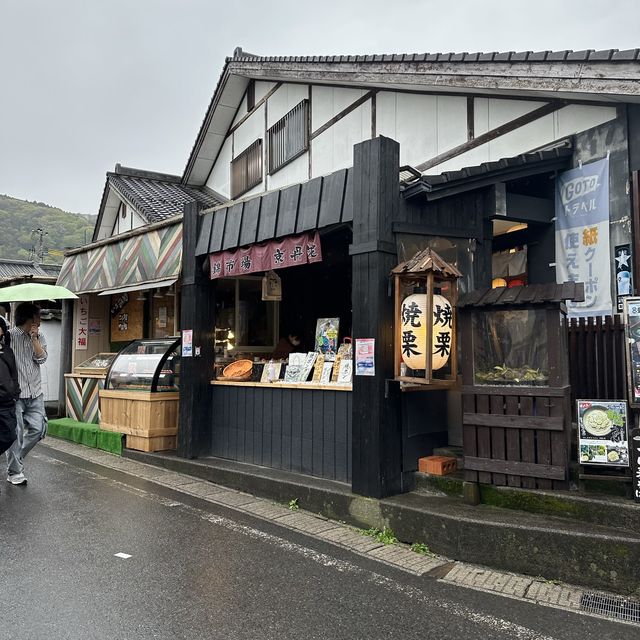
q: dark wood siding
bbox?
[211,386,352,482]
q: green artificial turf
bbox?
[48,418,123,455]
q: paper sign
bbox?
[182,329,193,357]
[355,338,375,376]
[577,399,629,466]
[75,295,89,350]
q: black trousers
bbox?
[0,403,17,456]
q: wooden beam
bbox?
[311,90,378,140]
[467,97,474,140]
[414,101,568,173]
[464,456,565,480]
[226,82,283,139]
[463,413,564,431]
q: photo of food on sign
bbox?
[577,400,629,467]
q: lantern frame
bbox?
[391,248,461,389]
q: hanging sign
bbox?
[209,231,322,279]
[555,158,611,317]
[577,400,629,466]
[615,244,633,312]
[75,295,89,350]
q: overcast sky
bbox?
[0,0,638,215]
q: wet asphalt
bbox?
[0,445,635,640]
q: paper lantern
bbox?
[492,278,508,289]
[432,294,453,371]
[401,293,452,371]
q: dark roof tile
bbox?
[109,175,223,224]
[510,51,531,62]
[567,49,594,61]
[478,52,497,61]
[588,49,615,61]
[547,50,569,61]
[612,48,640,61]
[494,52,515,61]
[528,51,550,61]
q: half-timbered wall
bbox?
[205,80,618,200]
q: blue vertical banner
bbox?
[555,158,611,317]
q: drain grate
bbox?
[580,592,640,623]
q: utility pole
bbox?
[29,227,48,264]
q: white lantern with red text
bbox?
[401,292,453,371]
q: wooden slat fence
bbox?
[568,316,627,405]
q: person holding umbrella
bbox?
[0,316,19,467]
[6,303,47,485]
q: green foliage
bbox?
[288,498,299,511]
[411,542,435,556]
[0,194,96,264]
[361,526,397,545]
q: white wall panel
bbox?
[488,113,555,161]
[312,102,371,177]
[206,136,232,198]
[233,104,265,155]
[555,104,617,139]
[231,94,247,127]
[436,96,468,154]
[255,81,276,102]
[311,86,366,130]
[267,153,308,190]
[267,83,309,127]
[487,99,546,129]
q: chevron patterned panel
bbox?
[65,378,84,421]
[82,378,103,424]
[56,223,182,294]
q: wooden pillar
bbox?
[177,201,215,458]
[351,136,403,498]
[57,298,74,418]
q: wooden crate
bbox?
[99,390,179,451]
[125,434,177,452]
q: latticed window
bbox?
[231,139,263,199]
[267,100,309,174]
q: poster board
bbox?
[624,297,640,407]
[110,294,144,343]
[577,400,629,467]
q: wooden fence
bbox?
[567,315,627,405]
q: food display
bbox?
[472,309,548,387]
[577,400,629,467]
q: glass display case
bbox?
[74,352,117,376]
[471,309,549,386]
[105,338,181,392]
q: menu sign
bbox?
[624,298,640,407]
[630,427,640,503]
[577,400,629,466]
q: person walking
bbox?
[6,303,47,485]
[0,317,19,469]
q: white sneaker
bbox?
[7,473,27,485]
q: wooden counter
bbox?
[211,380,352,392]
[99,389,179,452]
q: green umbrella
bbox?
[0,282,78,303]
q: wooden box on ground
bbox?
[99,390,179,452]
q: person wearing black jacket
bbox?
[0,316,19,459]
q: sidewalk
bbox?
[121,446,640,598]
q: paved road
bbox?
[0,444,635,640]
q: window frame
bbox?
[267,99,309,175]
[231,139,263,199]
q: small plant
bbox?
[411,542,435,556]
[288,498,299,511]
[362,526,397,545]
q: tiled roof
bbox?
[402,145,573,200]
[109,174,224,223]
[0,260,60,281]
[229,48,640,64]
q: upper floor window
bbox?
[267,100,309,175]
[231,139,263,199]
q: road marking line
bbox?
[114,552,132,559]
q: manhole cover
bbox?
[580,592,640,623]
